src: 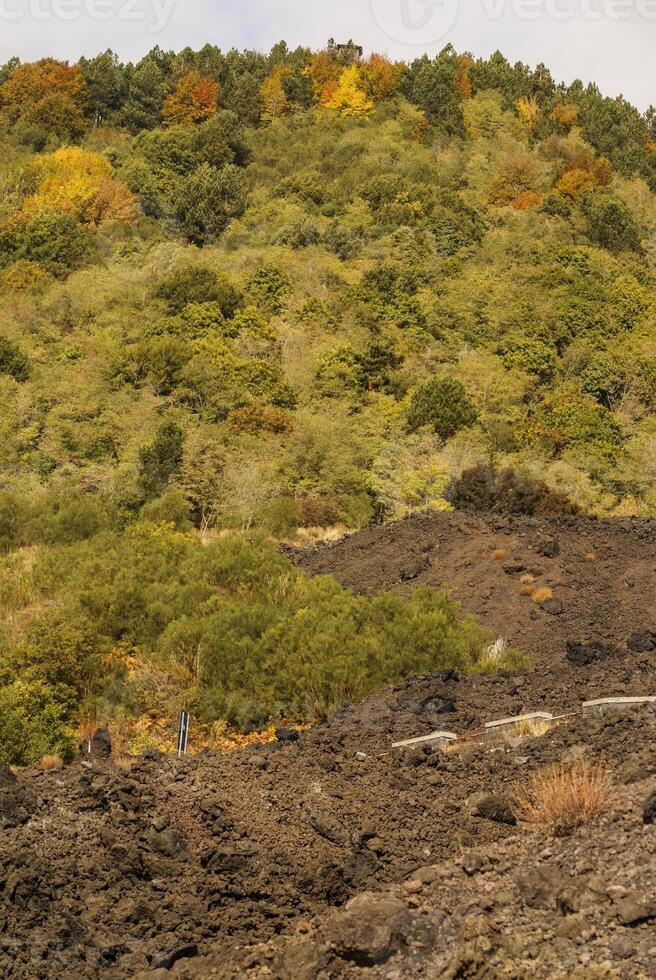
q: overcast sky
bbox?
[0,0,653,111]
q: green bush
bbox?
[407,377,478,440]
[543,390,623,461]
[0,335,30,382]
[0,492,27,554]
[581,193,642,253]
[498,332,556,381]
[579,352,626,408]
[0,212,94,278]
[154,265,241,317]
[272,220,320,250]
[0,527,515,746]
[174,163,247,245]
[244,265,290,316]
[315,348,366,398]
[0,681,77,766]
[138,421,185,499]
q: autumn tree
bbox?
[323,66,373,117]
[305,51,340,103]
[516,95,539,126]
[0,59,87,144]
[260,65,290,122]
[163,71,220,126]
[551,102,578,132]
[20,147,139,227]
[455,54,474,101]
[0,59,86,120]
[556,154,612,199]
[489,153,542,210]
[361,55,404,101]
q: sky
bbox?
[0,0,653,111]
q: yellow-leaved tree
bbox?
[260,65,291,122]
[162,71,219,127]
[323,66,373,117]
[21,147,139,226]
[516,96,540,126]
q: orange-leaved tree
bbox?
[323,66,374,117]
[305,51,341,104]
[162,71,219,127]
[0,59,88,142]
[489,152,543,210]
[455,54,474,101]
[360,54,404,101]
[0,59,86,120]
[551,102,578,131]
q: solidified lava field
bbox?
[2,512,656,979]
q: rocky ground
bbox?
[289,511,656,669]
[1,512,655,978]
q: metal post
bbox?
[177,711,190,757]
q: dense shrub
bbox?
[0,527,514,749]
[138,421,185,499]
[0,681,77,766]
[0,335,30,382]
[581,194,642,253]
[154,266,242,317]
[446,464,580,516]
[0,493,27,553]
[244,266,290,316]
[315,348,366,397]
[173,163,247,244]
[407,378,478,440]
[0,212,94,277]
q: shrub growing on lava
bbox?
[446,464,580,517]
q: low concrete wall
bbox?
[392,731,458,751]
[484,712,554,738]
[391,694,656,752]
[582,696,656,717]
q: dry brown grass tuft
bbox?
[491,548,508,561]
[531,586,553,604]
[510,718,553,738]
[40,755,63,772]
[520,584,537,597]
[520,573,536,585]
[515,761,613,836]
[584,552,597,562]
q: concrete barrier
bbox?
[392,731,458,751]
[388,694,656,755]
[484,712,554,738]
[582,696,656,717]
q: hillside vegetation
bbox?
[0,41,654,760]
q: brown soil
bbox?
[1,512,655,978]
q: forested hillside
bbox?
[0,41,654,761]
